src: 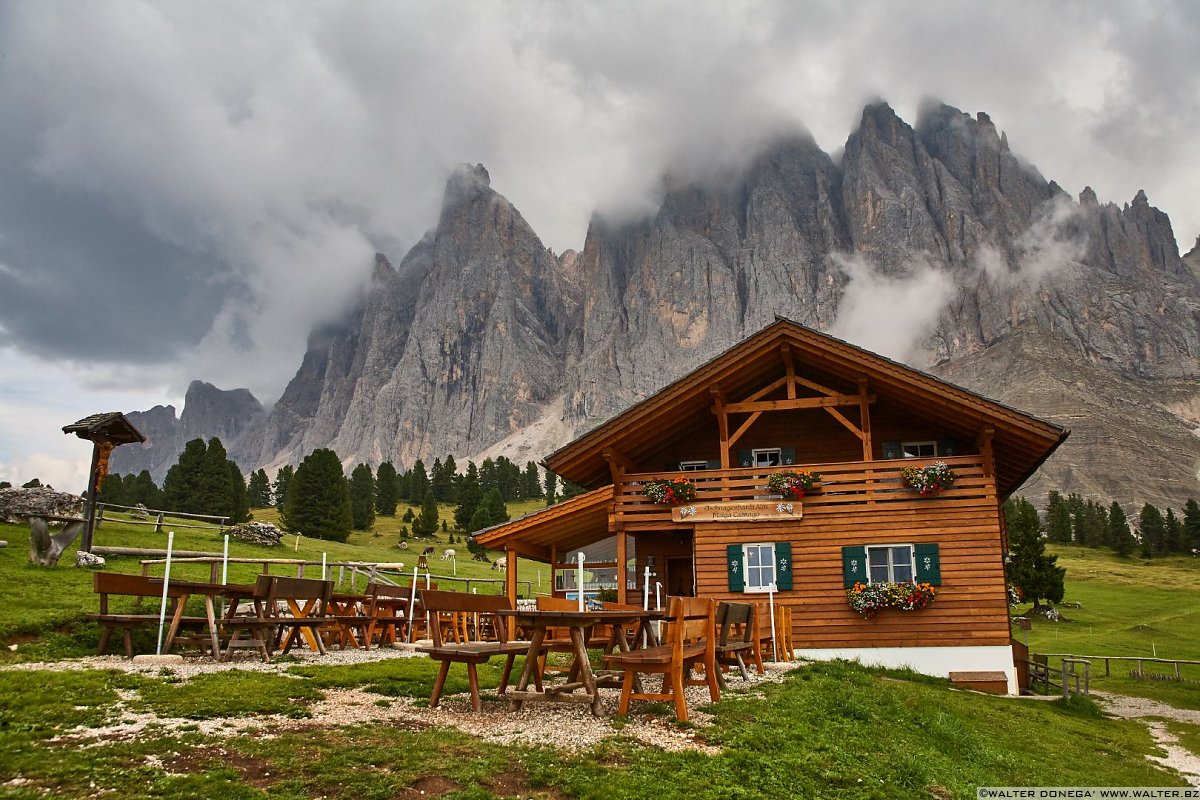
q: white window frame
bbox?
[741,542,777,593]
[901,440,937,459]
[678,460,709,471]
[751,447,782,468]
[865,543,916,584]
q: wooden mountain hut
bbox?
[475,318,1068,692]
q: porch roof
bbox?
[472,485,613,561]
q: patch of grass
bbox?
[134,671,324,719]
[1163,720,1200,760]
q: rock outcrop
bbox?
[0,487,84,523]
[111,103,1200,510]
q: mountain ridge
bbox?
[109,101,1200,510]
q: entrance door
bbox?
[665,556,695,597]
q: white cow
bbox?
[398,541,408,550]
[492,555,507,572]
[440,548,456,561]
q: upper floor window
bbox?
[678,460,709,471]
[752,448,781,468]
[902,441,937,458]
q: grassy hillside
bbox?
[1016,544,1200,707]
[0,496,553,656]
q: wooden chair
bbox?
[87,572,207,658]
[416,589,541,712]
[713,601,760,688]
[602,596,720,722]
[221,576,333,662]
[363,582,413,646]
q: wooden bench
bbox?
[714,601,761,688]
[416,589,539,712]
[362,582,413,646]
[87,572,208,658]
[602,596,720,722]
[949,671,1010,694]
[221,576,333,662]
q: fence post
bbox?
[96,507,104,530]
[155,513,164,533]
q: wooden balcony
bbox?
[614,455,993,529]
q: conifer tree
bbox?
[272,465,294,510]
[414,490,439,537]
[430,457,449,501]
[133,470,162,508]
[1184,499,1200,552]
[247,469,272,508]
[479,458,497,496]
[454,463,483,531]
[409,460,430,502]
[560,478,586,501]
[226,462,250,524]
[375,461,399,516]
[480,488,509,526]
[163,438,207,512]
[1138,504,1166,558]
[543,469,557,506]
[1109,502,1134,556]
[1045,491,1073,543]
[349,463,377,530]
[1164,508,1183,553]
[522,461,543,499]
[442,455,459,501]
[284,449,352,542]
[1004,496,1065,608]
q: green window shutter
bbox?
[881,441,902,459]
[936,439,959,457]
[780,446,797,466]
[842,545,867,587]
[774,542,793,590]
[705,459,722,470]
[914,543,941,585]
[727,544,745,592]
[736,449,752,468]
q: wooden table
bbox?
[148,579,237,656]
[499,608,663,716]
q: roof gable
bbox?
[547,318,1067,497]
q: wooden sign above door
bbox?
[671,500,803,523]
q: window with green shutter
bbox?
[914,543,941,585]
[774,542,792,590]
[842,545,867,587]
[726,544,744,592]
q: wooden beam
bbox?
[824,407,864,440]
[724,394,876,414]
[739,376,789,404]
[710,386,730,469]
[506,546,519,639]
[978,427,995,478]
[859,377,874,461]
[616,530,628,604]
[794,374,843,398]
[727,411,762,448]
[601,447,636,475]
[781,344,797,400]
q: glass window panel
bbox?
[869,564,890,583]
[754,449,781,467]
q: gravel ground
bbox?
[1094,691,1200,786]
[7,646,803,755]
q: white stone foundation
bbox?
[791,645,1018,694]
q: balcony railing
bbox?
[615,455,991,527]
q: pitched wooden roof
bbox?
[546,317,1067,498]
[472,485,613,560]
[62,412,145,445]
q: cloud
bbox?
[974,196,1088,289]
[828,253,958,365]
[0,0,1197,477]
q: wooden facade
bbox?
[475,318,1067,680]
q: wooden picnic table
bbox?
[147,578,236,657]
[499,608,664,716]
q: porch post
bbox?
[858,377,873,461]
[505,546,518,639]
[616,527,628,604]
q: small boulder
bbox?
[75,551,106,569]
[226,521,283,547]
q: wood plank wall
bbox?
[692,488,1011,650]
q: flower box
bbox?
[766,470,822,500]
[847,581,936,618]
[900,461,956,496]
[641,476,696,505]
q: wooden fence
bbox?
[96,502,228,533]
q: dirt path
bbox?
[1094,691,1200,786]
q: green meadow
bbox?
[0,519,1197,797]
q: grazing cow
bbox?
[421,546,436,556]
[492,555,507,572]
[441,548,456,561]
[398,541,408,550]
[417,554,429,569]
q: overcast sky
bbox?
[2,0,1198,493]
